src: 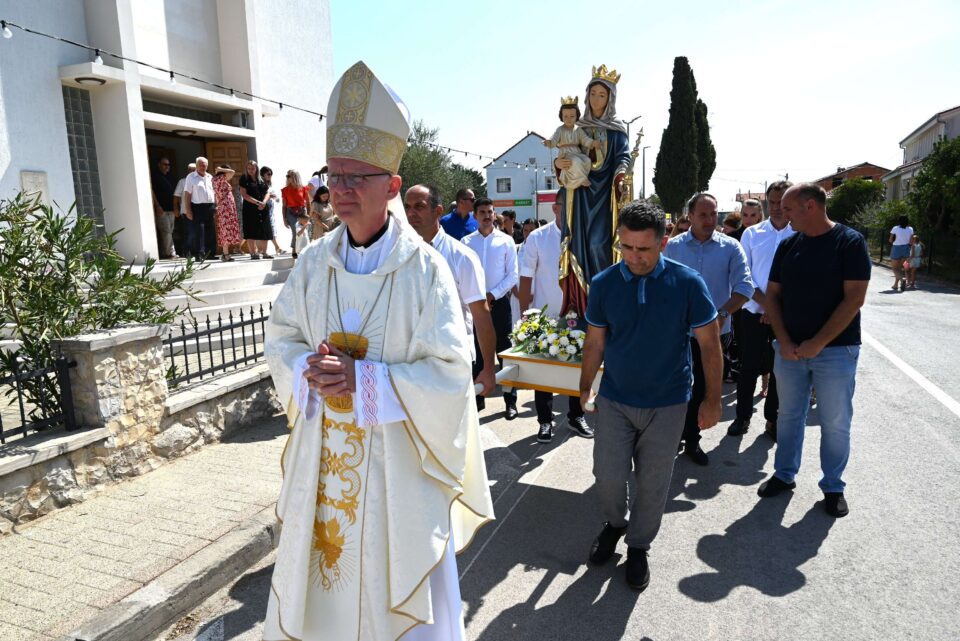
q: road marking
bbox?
[863,331,960,419]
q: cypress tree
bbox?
[695,98,716,191]
[653,57,700,215]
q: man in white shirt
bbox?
[404,183,497,398]
[463,198,520,418]
[183,156,217,260]
[729,180,796,440]
[172,162,195,258]
[519,190,592,443]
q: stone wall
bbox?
[0,326,281,533]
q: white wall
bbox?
[485,134,556,222]
[248,0,333,178]
[0,1,89,209]
[131,0,223,89]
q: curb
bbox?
[57,506,279,641]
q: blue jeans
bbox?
[772,342,860,493]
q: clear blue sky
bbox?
[331,0,959,201]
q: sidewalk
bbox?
[0,416,287,641]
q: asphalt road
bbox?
[153,265,960,641]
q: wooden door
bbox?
[205,141,248,189]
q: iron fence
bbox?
[0,353,78,445]
[164,303,271,388]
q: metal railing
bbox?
[0,353,78,445]
[164,303,271,388]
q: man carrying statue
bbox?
[557,64,633,316]
[264,61,494,641]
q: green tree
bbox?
[399,120,486,205]
[695,99,716,191]
[0,194,197,426]
[826,177,885,225]
[908,136,960,235]
[653,57,700,215]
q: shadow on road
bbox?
[678,496,835,602]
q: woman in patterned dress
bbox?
[213,165,242,261]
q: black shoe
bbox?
[505,403,518,420]
[537,422,553,443]
[589,522,627,565]
[476,396,485,412]
[765,420,777,442]
[292,252,298,259]
[567,416,594,439]
[625,547,650,592]
[757,475,796,497]
[727,418,750,436]
[684,445,709,466]
[824,492,849,517]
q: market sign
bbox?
[493,199,533,207]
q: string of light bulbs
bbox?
[1,18,554,171]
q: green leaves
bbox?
[653,57,702,215]
[400,121,487,204]
[0,194,198,426]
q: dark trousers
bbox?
[682,333,730,447]
[534,391,584,424]
[735,311,779,423]
[173,213,188,258]
[188,203,216,259]
[473,295,516,406]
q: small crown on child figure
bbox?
[591,64,621,85]
[560,96,579,106]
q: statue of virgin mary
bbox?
[557,65,631,316]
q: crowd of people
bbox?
[260,61,876,639]
[150,158,339,262]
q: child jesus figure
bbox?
[544,96,600,189]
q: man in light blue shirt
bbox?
[664,192,754,466]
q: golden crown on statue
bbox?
[591,64,621,85]
[560,96,579,106]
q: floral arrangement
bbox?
[510,308,586,362]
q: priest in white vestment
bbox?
[263,61,494,641]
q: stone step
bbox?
[173,270,289,295]
[168,284,283,312]
[175,299,276,325]
[144,255,295,284]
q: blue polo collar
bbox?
[619,255,666,282]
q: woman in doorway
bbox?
[281,170,310,258]
[213,165,242,261]
[238,160,273,260]
[889,215,915,291]
[309,186,337,241]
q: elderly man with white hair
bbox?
[183,156,216,259]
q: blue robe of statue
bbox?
[559,126,631,298]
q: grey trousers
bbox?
[155,211,176,258]
[593,396,687,550]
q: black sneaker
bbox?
[505,403,519,420]
[824,492,849,518]
[537,422,553,443]
[684,445,709,466]
[589,522,627,565]
[567,416,594,439]
[625,547,650,592]
[727,418,750,436]
[757,475,796,497]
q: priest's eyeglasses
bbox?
[327,172,392,189]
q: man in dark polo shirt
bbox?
[579,200,723,592]
[757,183,870,518]
[151,157,178,258]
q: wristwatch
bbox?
[717,309,730,320]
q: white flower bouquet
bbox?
[510,308,586,362]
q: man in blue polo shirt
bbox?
[440,187,479,240]
[579,200,723,592]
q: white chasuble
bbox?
[264,217,494,641]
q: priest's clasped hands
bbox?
[303,342,356,396]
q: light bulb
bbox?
[94,49,103,64]
[2,22,12,39]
